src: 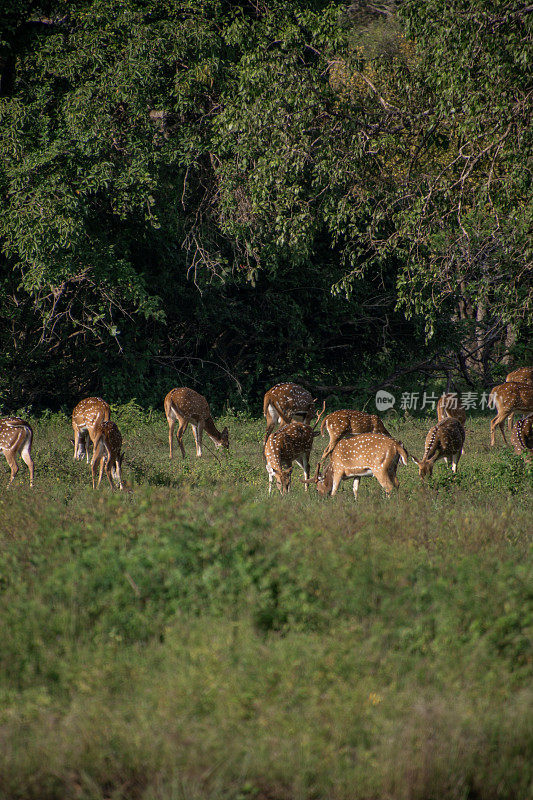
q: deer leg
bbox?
[451,452,459,473]
[84,430,93,463]
[352,477,361,499]
[4,450,19,485]
[176,421,188,458]
[192,423,203,457]
[375,466,395,495]
[105,461,114,490]
[330,473,343,497]
[20,442,34,487]
[167,416,176,459]
[508,413,514,431]
[73,426,80,460]
[295,454,310,491]
[268,469,275,496]
[113,459,124,491]
[491,411,509,446]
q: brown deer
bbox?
[505,368,533,430]
[72,397,110,461]
[263,383,316,443]
[264,421,319,495]
[0,417,34,487]
[412,417,465,478]
[436,393,467,425]
[91,420,124,490]
[306,433,408,499]
[164,387,229,458]
[319,409,391,464]
[510,415,533,460]
[506,367,533,385]
[489,382,533,446]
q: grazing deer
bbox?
[72,397,110,461]
[0,417,34,487]
[436,393,467,425]
[505,368,533,430]
[91,420,124,490]
[319,409,391,464]
[306,433,408,499]
[164,387,229,458]
[489,382,533,446]
[263,383,315,443]
[264,421,319,495]
[510,414,533,460]
[412,417,465,478]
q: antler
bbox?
[300,462,322,485]
[313,400,326,430]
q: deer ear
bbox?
[411,455,421,466]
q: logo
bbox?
[375,390,395,411]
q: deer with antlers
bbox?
[72,397,111,462]
[319,409,391,464]
[0,417,34,487]
[510,414,533,460]
[505,368,533,430]
[412,417,465,478]
[489,382,533,446]
[91,420,125,490]
[263,382,316,443]
[164,387,229,458]
[436,393,467,425]
[264,421,321,495]
[305,433,408,499]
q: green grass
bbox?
[0,408,532,800]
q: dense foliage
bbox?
[0,0,531,409]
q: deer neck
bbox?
[204,415,222,443]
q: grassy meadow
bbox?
[1,403,532,800]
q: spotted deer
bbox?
[0,417,34,487]
[263,383,316,443]
[510,414,533,460]
[72,397,110,461]
[436,393,467,425]
[164,387,229,458]
[305,433,408,499]
[264,421,319,495]
[412,417,465,477]
[506,367,533,385]
[91,420,124,490]
[505,368,533,430]
[319,409,391,465]
[489,382,533,446]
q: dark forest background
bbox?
[0,0,531,411]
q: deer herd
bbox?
[1,369,532,498]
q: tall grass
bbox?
[0,410,531,799]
